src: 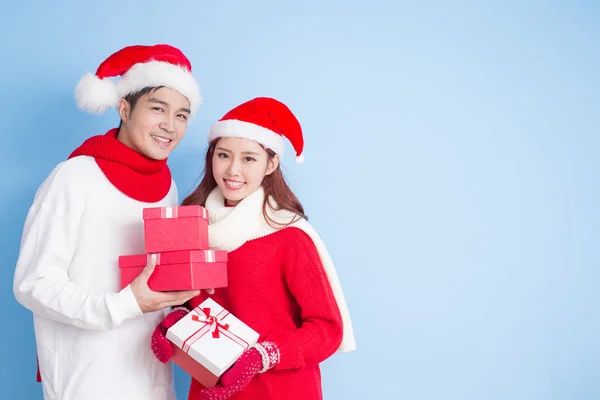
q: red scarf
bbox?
[68,128,172,202]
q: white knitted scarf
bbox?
[206,186,356,353]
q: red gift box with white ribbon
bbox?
[166,298,260,388]
[118,250,227,291]
[143,205,209,253]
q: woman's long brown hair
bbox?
[181,139,307,227]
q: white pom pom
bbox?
[75,72,119,114]
[295,154,305,164]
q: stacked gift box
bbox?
[119,205,228,291]
[118,205,259,388]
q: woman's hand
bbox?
[199,342,280,400]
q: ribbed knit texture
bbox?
[68,128,172,202]
[188,227,343,400]
[205,186,356,353]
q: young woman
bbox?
[152,97,356,400]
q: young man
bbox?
[13,44,203,400]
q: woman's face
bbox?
[212,137,279,205]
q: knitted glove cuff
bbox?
[252,341,280,373]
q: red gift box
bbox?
[118,250,227,291]
[172,346,221,388]
[143,205,209,253]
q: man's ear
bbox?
[118,98,130,123]
[266,154,280,176]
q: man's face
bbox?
[117,87,191,160]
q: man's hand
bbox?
[131,255,201,313]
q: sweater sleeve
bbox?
[266,228,343,370]
[13,162,142,330]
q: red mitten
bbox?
[199,342,280,400]
[151,307,189,363]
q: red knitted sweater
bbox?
[187,227,343,400]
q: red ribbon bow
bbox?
[191,308,230,338]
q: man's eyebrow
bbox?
[148,98,190,114]
[148,98,168,106]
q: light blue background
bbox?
[1,1,599,399]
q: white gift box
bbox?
[166,297,260,388]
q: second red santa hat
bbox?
[208,97,305,164]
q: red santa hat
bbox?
[75,44,201,116]
[208,97,305,163]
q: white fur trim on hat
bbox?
[76,61,202,116]
[75,72,120,114]
[208,119,285,157]
[117,61,202,115]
